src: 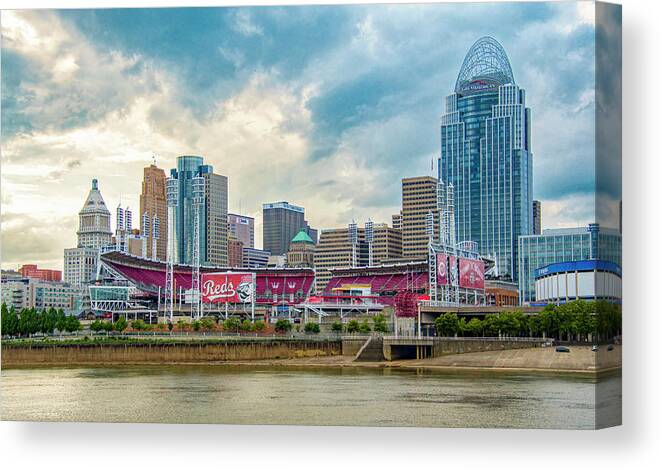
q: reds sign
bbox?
[436,253,448,285]
[459,258,485,290]
[201,272,254,304]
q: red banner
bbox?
[449,255,458,286]
[201,272,254,303]
[459,258,485,290]
[436,253,448,285]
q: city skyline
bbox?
[1,3,605,270]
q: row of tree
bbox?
[1,304,82,337]
[434,300,621,342]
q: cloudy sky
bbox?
[2,2,603,270]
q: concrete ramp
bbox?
[354,336,385,362]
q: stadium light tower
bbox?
[191,176,205,320]
[165,177,178,322]
[152,215,160,261]
[365,219,374,267]
[348,220,358,268]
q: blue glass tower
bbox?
[169,155,228,266]
[439,36,532,281]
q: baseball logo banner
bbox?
[201,272,254,303]
[458,258,485,290]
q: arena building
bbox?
[534,260,621,305]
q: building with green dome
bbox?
[286,229,315,268]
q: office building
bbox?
[263,201,315,256]
[228,213,255,249]
[139,164,168,261]
[228,235,244,268]
[533,200,542,235]
[439,36,533,280]
[286,230,316,268]
[64,179,113,287]
[392,213,402,231]
[168,155,228,266]
[401,176,439,259]
[1,277,80,312]
[517,223,622,304]
[242,247,270,269]
[18,264,62,282]
[314,222,402,293]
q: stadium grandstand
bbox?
[323,261,429,307]
[99,251,315,307]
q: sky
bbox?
[1,2,607,270]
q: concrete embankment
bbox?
[1,339,342,366]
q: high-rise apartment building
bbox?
[263,201,315,256]
[228,213,255,249]
[401,176,439,259]
[168,156,228,267]
[64,179,113,287]
[392,213,402,231]
[139,164,168,261]
[439,36,532,280]
[532,200,542,235]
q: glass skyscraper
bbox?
[439,36,532,281]
[169,156,228,266]
[517,224,622,304]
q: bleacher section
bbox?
[323,263,429,306]
[100,251,314,306]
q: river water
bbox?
[1,366,621,429]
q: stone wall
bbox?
[1,339,342,366]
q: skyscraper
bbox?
[139,164,168,261]
[64,179,112,286]
[401,176,439,259]
[439,36,533,280]
[532,200,542,235]
[228,213,255,248]
[168,156,228,267]
[262,201,315,256]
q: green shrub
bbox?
[346,320,360,334]
[274,319,292,333]
[253,320,266,331]
[223,317,241,333]
[372,314,388,333]
[331,321,343,333]
[304,322,320,334]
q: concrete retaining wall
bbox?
[341,337,369,356]
[1,340,342,366]
[384,338,546,361]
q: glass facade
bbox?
[169,156,228,266]
[439,37,532,281]
[517,224,622,304]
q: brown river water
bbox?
[1,365,621,429]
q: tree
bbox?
[575,301,595,342]
[131,319,147,331]
[253,320,266,332]
[538,304,560,339]
[90,319,105,333]
[304,322,321,334]
[192,320,201,332]
[372,314,388,333]
[240,319,254,332]
[1,304,19,337]
[114,316,128,333]
[55,309,67,334]
[358,320,371,334]
[274,319,292,333]
[464,318,483,337]
[64,315,81,333]
[346,320,360,334]
[102,321,114,333]
[40,307,58,335]
[435,313,459,337]
[200,317,216,332]
[18,308,40,336]
[331,321,344,334]
[167,321,174,332]
[223,317,241,333]
[176,319,188,332]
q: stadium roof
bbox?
[455,36,515,94]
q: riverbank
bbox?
[2,338,621,376]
